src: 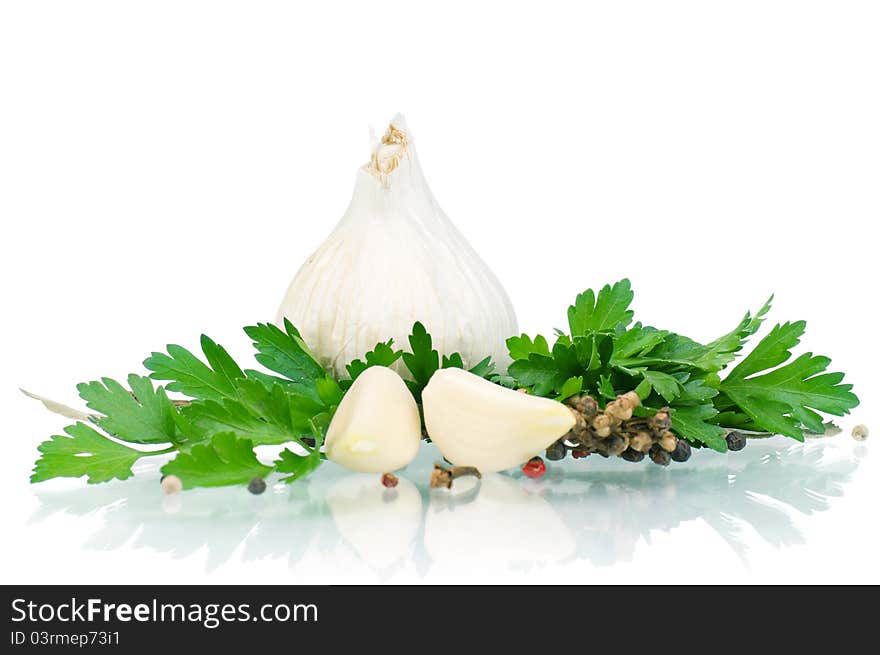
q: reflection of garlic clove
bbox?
[325,366,421,473]
[422,368,576,473]
[277,114,518,377]
[327,474,422,570]
[424,474,575,564]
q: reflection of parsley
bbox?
[506,279,858,451]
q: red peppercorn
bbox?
[571,449,590,459]
[381,472,399,488]
[522,457,546,479]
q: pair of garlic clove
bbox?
[325,366,575,474]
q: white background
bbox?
[1,1,878,584]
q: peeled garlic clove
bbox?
[324,366,421,473]
[277,114,518,377]
[422,368,576,473]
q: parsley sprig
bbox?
[28,321,492,488]
[27,281,859,487]
[505,280,858,451]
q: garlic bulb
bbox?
[422,368,576,473]
[277,114,518,378]
[324,366,421,473]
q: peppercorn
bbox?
[545,440,567,461]
[659,431,678,453]
[670,440,692,463]
[620,448,645,462]
[620,391,641,410]
[571,449,590,459]
[726,431,747,452]
[851,424,869,441]
[381,472,399,488]
[649,445,670,466]
[160,474,182,495]
[567,394,598,417]
[629,431,653,453]
[604,400,631,423]
[581,396,599,417]
[592,414,612,438]
[247,477,267,495]
[649,409,672,432]
[592,440,611,457]
[522,457,547,479]
[606,434,628,457]
[571,411,588,435]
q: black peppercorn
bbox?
[726,431,747,452]
[670,440,692,463]
[649,444,670,466]
[545,440,567,461]
[620,448,645,463]
[247,477,267,495]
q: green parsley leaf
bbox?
[274,447,323,483]
[597,375,615,399]
[31,423,147,484]
[567,279,635,336]
[315,376,344,408]
[509,333,613,397]
[161,432,272,489]
[559,376,584,400]
[508,354,560,396]
[491,374,518,389]
[699,296,772,370]
[719,322,859,439]
[180,379,327,447]
[670,405,728,452]
[77,375,179,444]
[507,334,551,360]
[402,322,440,397]
[243,319,326,384]
[468,356,496,378]
[612,324,670,361]
[616,333,717,372]
[676,378,719,405]
[144,335,245,402]
[346,340,403,382]
[274,426,324,484]
[639,370,684,403]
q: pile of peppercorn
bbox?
[420,392,751,488]
[542,393,747,467]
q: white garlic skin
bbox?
[277,115,518,378]
[422,368,576,473]
[324,366,421,473]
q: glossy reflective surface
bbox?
[24,439,869,583]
